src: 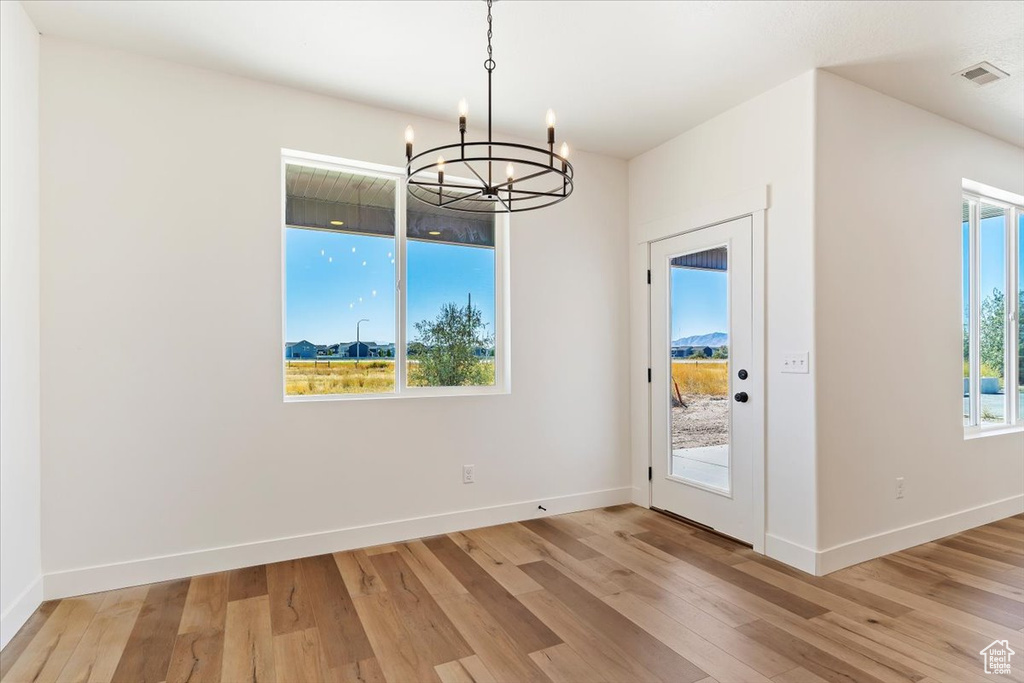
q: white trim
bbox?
[1008,204,1020,426]
[750,210,766,554]
[961,182,1023,433]
[818,494,1024,574]
[396,155,408,392]
[629,242,653,510]
[765,534,817,575]
[964,423,1024,440]
[787,495,1024,576]
[968,197,981,426]
[283,382,508,402]
[635,187,769,558]
[630,486,650,507]
[962,179,1024,207]
[634,185,768,245]
[41,487,631,600]
[0,575,43,650]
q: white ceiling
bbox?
[22,0,1024,159]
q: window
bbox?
[283,151,506,399]
[962,182,1023,433]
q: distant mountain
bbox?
[672,332,728,348]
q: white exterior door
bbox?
[650,216,757,544]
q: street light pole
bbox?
[356,319,369,366]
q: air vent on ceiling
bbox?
[957,61,1009,86]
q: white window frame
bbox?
[962,179,1023,437]
[281,149,510,402]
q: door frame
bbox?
[632,187,767,554]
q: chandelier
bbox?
[403,0,574,214]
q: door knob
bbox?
[734,391,749,403]
[737,369,748,380]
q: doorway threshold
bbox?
[650,506,754,549]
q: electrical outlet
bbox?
[782,353,810,374]
[896,477,905,499]
[463,464,475,484]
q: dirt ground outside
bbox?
[672,394,729,449]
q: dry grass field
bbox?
[285,360,496,395]
[286,360,395,395]
[672,359,728,397]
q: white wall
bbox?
[38,37,630,597]
[0,0,43,648]
[628,72,819,566]
[29,34,1021,604]
[813,71,1024,571]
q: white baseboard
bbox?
[1,575,43,650]
[630,486,650,508]
[43,487,632,600]
[765,495,1024,576]
[765,534,818,575]
[816,494,1024,575]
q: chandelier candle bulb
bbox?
[546,109,556,144]
[437,156,445,184]
[405,125,414,161]
[458,99,467,154]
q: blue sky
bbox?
[672,211,1024,342]
[288,211,1019,347]
[671,267,727,340]
[962,214,1014,321]
[285,228,494,345]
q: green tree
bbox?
[963,303,970,366]
[689,348,706,359]
[1018,288,1024,385]
[712,346,729,359]
[410,301,491,386]
[980,288,1005,378]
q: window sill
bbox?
[284,385,509,403]
[964,423,1024,440]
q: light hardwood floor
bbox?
[2,505,1022,682]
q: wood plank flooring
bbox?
[2,506,1022,682]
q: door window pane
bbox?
[669,247,730,492]
[284,165,396,395]
[979,203,1007,424]
[406,208,496,387]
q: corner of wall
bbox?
[0,0,43,650]
[808,68,823,557]
[809,66,1024,571]
[0,578,44,649]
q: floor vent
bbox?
[957,61,1009,86]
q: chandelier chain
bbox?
[485,0,495,72]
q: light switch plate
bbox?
[782,353,809,374]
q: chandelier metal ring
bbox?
[407,142,574,214]
[402,0,574,214]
